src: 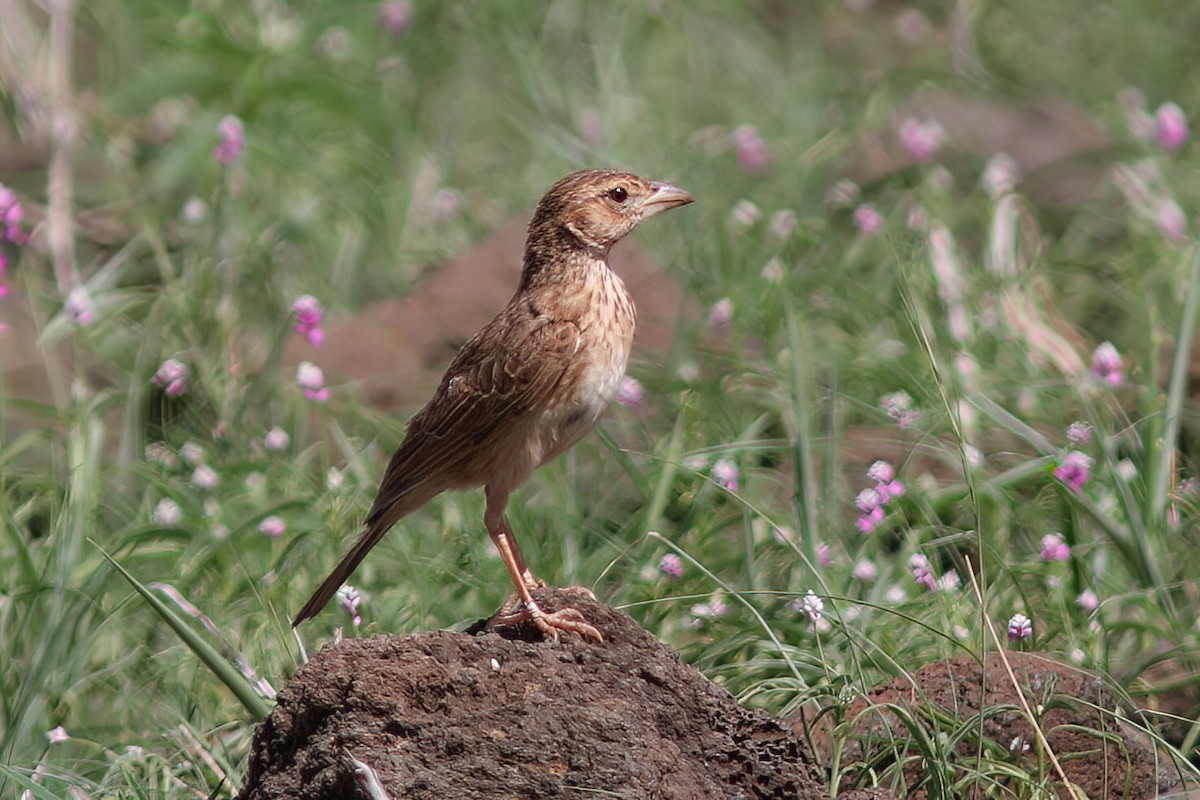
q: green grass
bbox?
[3,0,1200,796]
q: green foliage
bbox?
[3,0,1200,796]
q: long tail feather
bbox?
[291,519,394,627]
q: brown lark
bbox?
[292,168,694,640]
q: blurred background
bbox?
[3,0,1200,796]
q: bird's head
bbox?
[528,168,694,254]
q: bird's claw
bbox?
[495,600,603,643]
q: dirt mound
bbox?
[823,651,1189,799]
[239,588,827,800]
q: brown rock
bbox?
[240,588,827,800]
[813,651,1190,799]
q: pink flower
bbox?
[1054,451,1092,493]
[730,199,761,227]
[867,460,895,484]
[190,465,219,490]
[1067,421,1092,445]
[853,203,883,235]
[851,559,877,581]
[378,0,412,37]
[46,726,69,744]
[731,124,771,172]
[617,376,643,408]
[297,361,330,402]
[855,505,884,534]
[908,553,937,592]
[290,294,325,347]
[1007,612,1032,642]
[815,542,832,567]
[152,358,188,396]
[708,298,733,332]
[0,184,26,244]
[1090,342,1124,386]
[64,286,95,326]
[711,458,739,491]
[690,597,727,619]
[898,117,945,163]
[264,426,290,451]
[1076,589,1099,611]
[980,152,1020,198]
[1155,102,1188,151]
[153,498,182,527]
[258,516,286,537]
[1156,199,1188,243]
[855,487,882,513]
[337,585,364,626]
[658,553,683,578]
[213,115,245,165]
[880,390,916,428]
[1039,533,1071,562]
[767,209,797,242]
[793,589,824,623]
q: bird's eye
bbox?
[608,186,628,203]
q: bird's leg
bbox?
[498,513,544,592]
[484,490,601,642]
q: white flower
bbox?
[153,498,182,527]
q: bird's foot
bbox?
[495,599,603,643]
[520,570,547,593]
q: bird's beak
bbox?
[641,181,695,217]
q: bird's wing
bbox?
[364,311,582,523]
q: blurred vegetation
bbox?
[3,0,1200,796]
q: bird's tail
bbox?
[291,520,393,626]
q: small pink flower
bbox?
[152,358,188,396]
[1155,102,1188,151]
[708,298,733,332]
[878,480,905,502]
[1156,199,1188,243]
[1067,421,1092,445]
[1007,612,1032,642]
[153,498,182,527]
[0,184,27,244]
[191,465,219,490]
[690,597,727,619]
[851,559,877,581]
[767,209,797,242]
[711,457,739,491]
[337,585,364,626]
[658,553,683,578]
[980,152,1020,198]
[213,115,245,165]
[880,390,916,428]
[46,726,69,744]
[853,203,883,235]
[258,516,286,537]
[909,553,937,592]
[867,460,895,484]
[815,542,832,567]
[264,426,290,451]
[792,589,824,623]
[731,124,771,172]
[1090,342,1124,386]
[378,0,412,37]
[825,179,861,209]
[617,376,644,408]
[898,117,945,163]
[64,286,95,326]
[855,487,882,513]
[1054,451,1092,493]
[290,294,325,347]
[297,361,330,402]
[855,505,885,534]
[1039,533,1071,562]
[1076,589,1099,611]
[730,199,761,227]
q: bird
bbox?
[293,168,694,640]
